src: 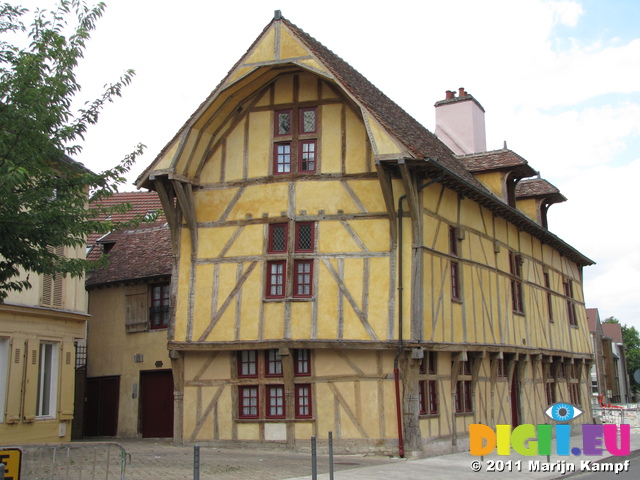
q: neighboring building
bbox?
[587,308,630,404]
[0,243,87,444]
[82,192,174,438]
[135,13,594,456]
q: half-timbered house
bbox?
[136,12,594,456]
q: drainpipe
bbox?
[394,171,444,458]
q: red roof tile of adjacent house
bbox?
[91,191,164,223]
[87,191,165,262]
[586,308,599,333]
[86,223,172,287]
[602,322,624,344]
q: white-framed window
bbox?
[0,338,9,423]
[36,341,59,418]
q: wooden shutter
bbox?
[41,246,65,308]
[21,339,39,422]
[125,293,148,333]
[58,342,75,420]
[5,339,24,423]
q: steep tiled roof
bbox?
[87,191,164,261]
[282,18,487,191]
[91,191,164,223]
[602,323,624,344]
[134,14,594,267]
[459,149,534,174]
[86,223,172,287]
[586,308,600,333]
[516,178,567,203]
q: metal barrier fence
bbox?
[3,442,130,480]
[592,405,640,427]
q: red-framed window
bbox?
[275,110,292,136]
[295,384,313,418]
[294,349,311,376]
[266,385,286,418]
[268,223,288,253]
[266,260,286,299]
[456,380,473,413]
[451,261,460,300]
[544,271,554,322]
[274,143,292,174]
[149,283,170,329]
[293,260,313,298]
[295,222,314,252]
[238,350,258,377]
[420,351,437,374]
[299,107,317,134]
[449,226,459,256]
[564,279,578,327]
[299,140,316,172]
[419,380,438,415]
[273,107,318,175]
[239,386,259,418]
[427,380,438,414]
[510,251,524,314]
[265,349,283,377]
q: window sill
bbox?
[419,413,439,418]
[452,298,463,305]
[455,411,474,417]
[263,297,315,303]
[236,418,315,423]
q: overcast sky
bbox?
[18,0,640,330]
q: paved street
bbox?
[118,438,402,479]
[115,429,640,480]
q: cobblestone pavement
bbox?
[117,438,403,480]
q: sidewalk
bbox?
[103,428,640,479]
[285,429,640,480]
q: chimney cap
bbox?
[435,89,485,112]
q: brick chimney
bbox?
[434,88,486,155]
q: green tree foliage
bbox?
[0,1,146,302]
[604,316,640,393]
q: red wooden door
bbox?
[140,370,174,438]
[84,376,120,436]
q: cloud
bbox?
[546,0,584,27]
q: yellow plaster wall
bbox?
[0,305,85,444]
[279,25,309,59]
[473,171,505,199]
[517,198,539,223]
[248,111,271,178]
[245,27,275,64]
[86,284,172,437]
[320,104,343,173]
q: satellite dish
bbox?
[634,369,640,384]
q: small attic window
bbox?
[102,241,116,255]
[144,210,158,221]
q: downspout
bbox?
[394,171,444,458]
